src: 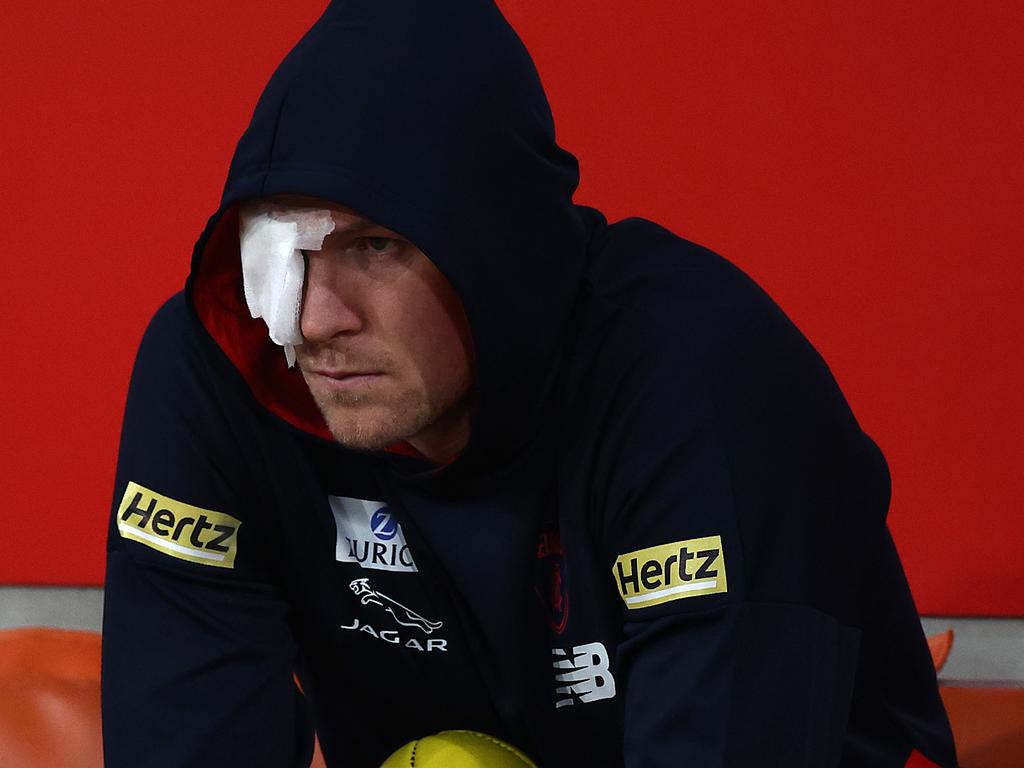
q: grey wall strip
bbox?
[0,588,1020,683]
[921,616,1024,686]
[0,586,104,632]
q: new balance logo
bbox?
[552,642,616,708]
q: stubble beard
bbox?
[307,379,439,452]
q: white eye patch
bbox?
[238,202,336,367]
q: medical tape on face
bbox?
[238,202,336,366]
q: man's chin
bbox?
[317,402,428,453]
[329,432,399,453]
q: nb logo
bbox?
[552,642,616,708]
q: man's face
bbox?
[287,198,474,461]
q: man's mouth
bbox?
[308,369,384,390]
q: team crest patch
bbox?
[117,481,240,569]
[535,524,569,634]
[613,535,727,608]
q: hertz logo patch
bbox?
[613,535,726,609]
[117,482,240,569]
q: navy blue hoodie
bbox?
[101,1,957,765]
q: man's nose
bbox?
[300,257,364,342]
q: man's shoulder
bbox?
[134,291,246,384]
[565,216,854,449]
[128,290,247,415]
[135,290,203,364]
[588,216,741,284]
[580,216,805,369]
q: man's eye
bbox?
[364,237,397,252]
[347,236,409,267]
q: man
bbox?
[101,0,958,765]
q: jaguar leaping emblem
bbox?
[348,578,444,635]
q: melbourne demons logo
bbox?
[535,524,569,635]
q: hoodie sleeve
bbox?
[101,294,314,768]
[594,268,954,767]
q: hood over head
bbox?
[187,0,602,474]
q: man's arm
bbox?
[102,294,314,767]
[590,274,956,766]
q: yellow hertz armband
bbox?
[613,535,727,609]
[117,481,241,569]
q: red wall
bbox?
[2,1,1021,615]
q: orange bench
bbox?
[0,626,1019,767]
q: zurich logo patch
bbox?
[330,496,418,573]
[370,508,399,541]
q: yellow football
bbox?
[380,730,537,767]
